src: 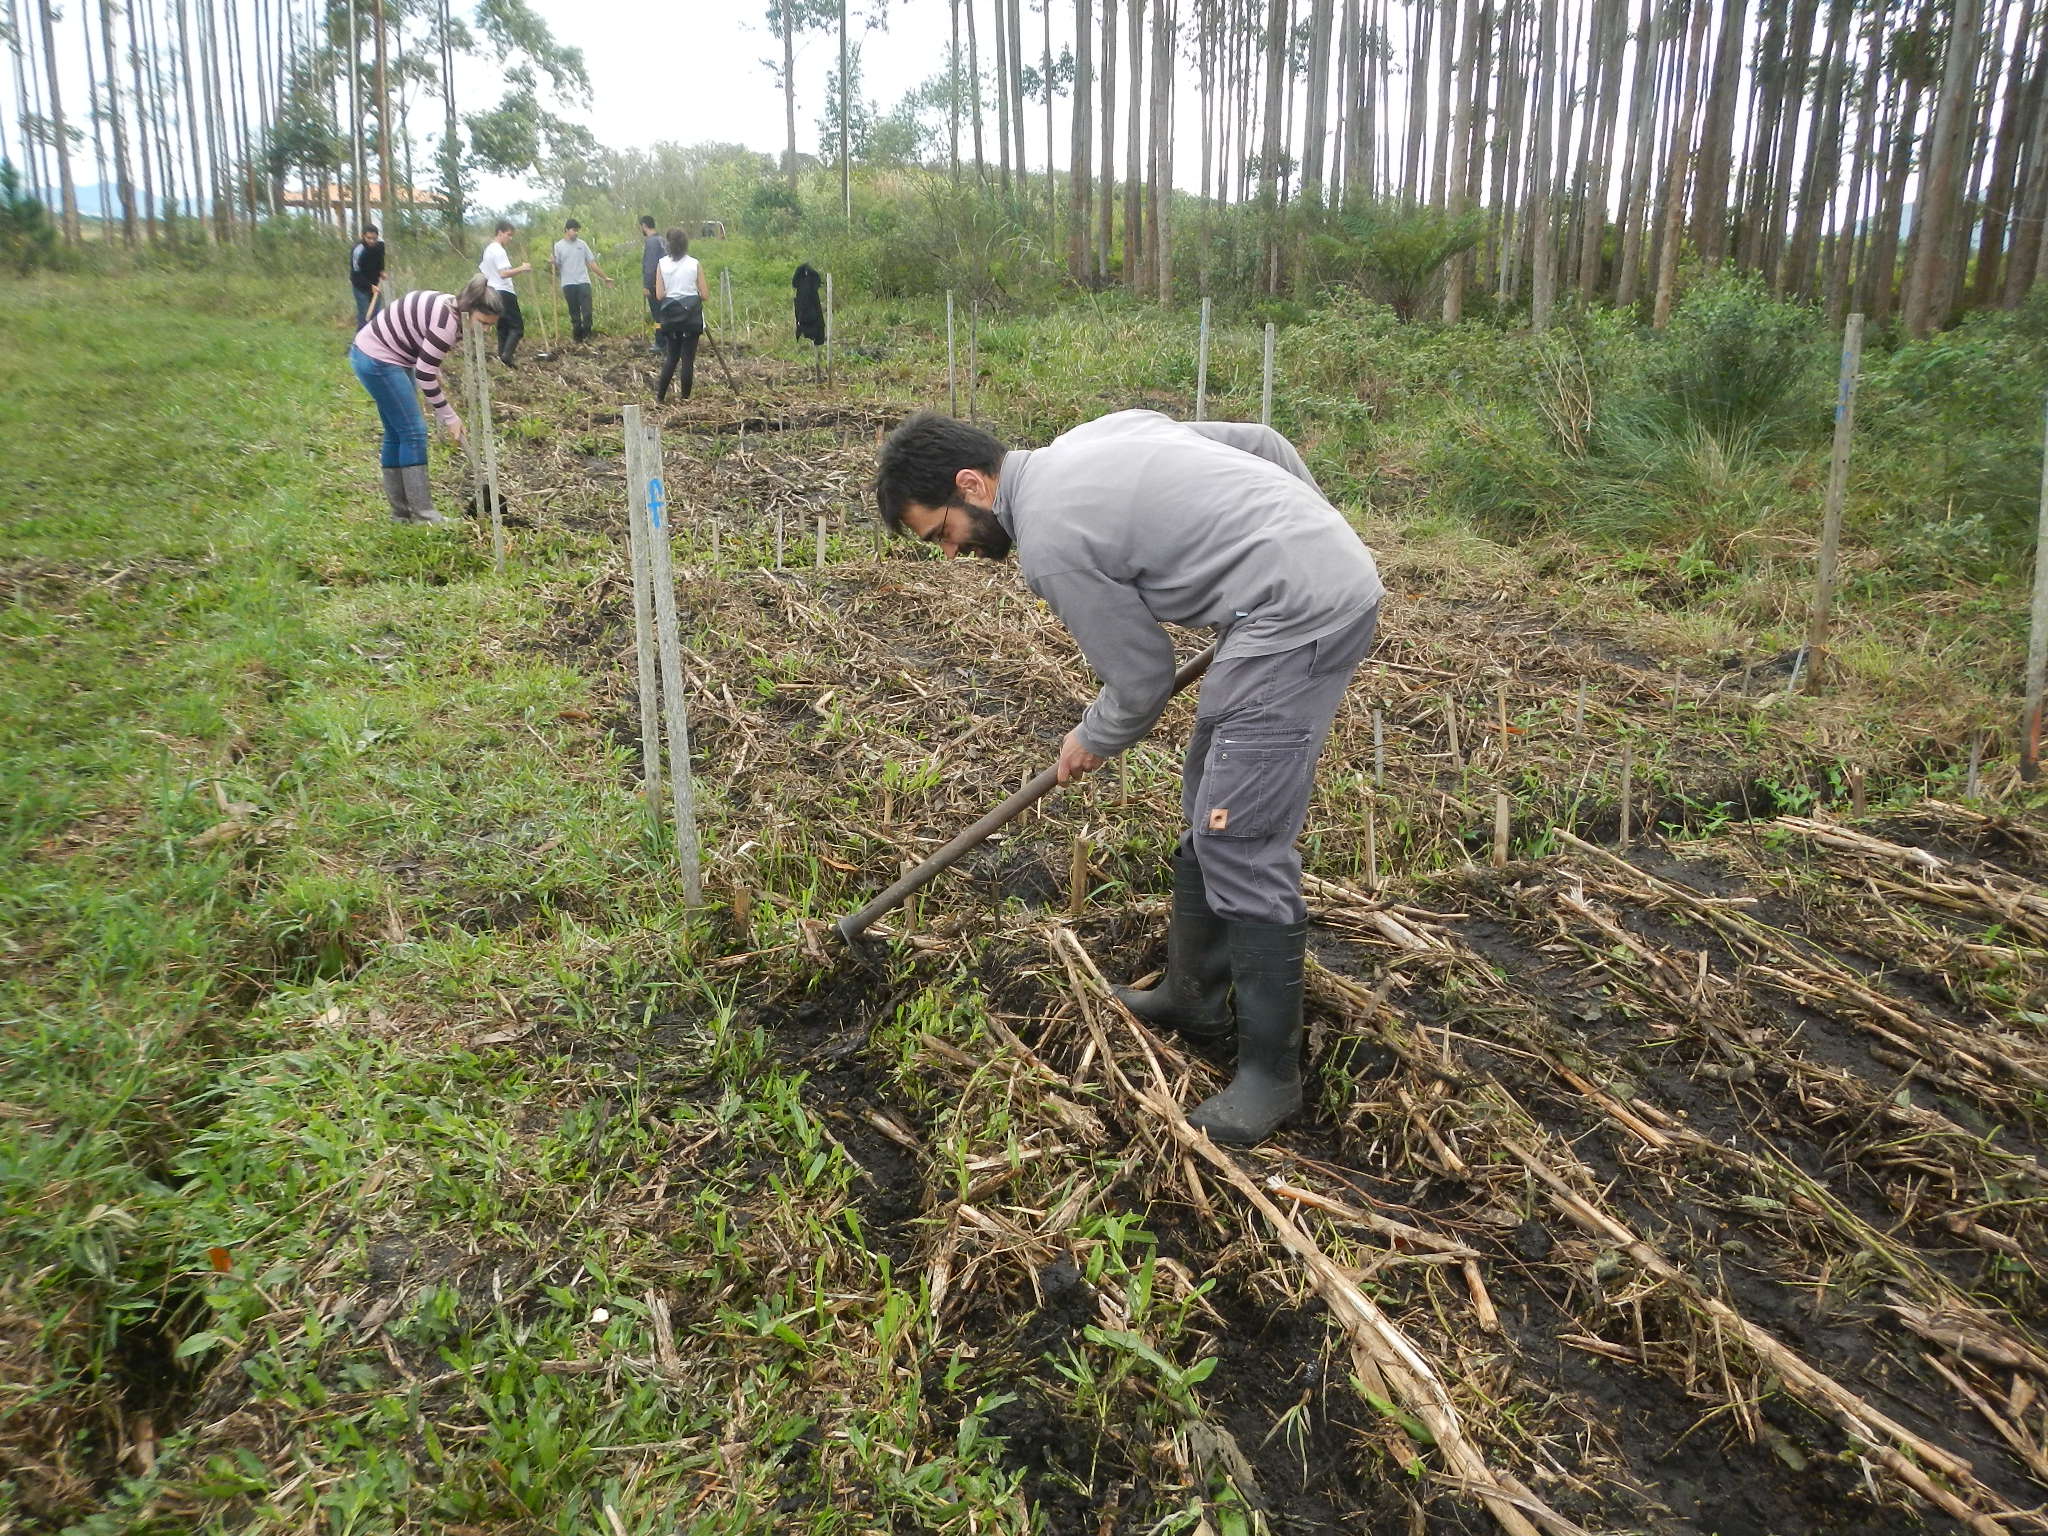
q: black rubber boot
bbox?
[1113,850,1233,1043]
[1187,919,1308,1146]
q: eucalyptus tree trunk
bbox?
[1735,0,1790,269]
[1301,0,1333,199]
[1148,0,1172,299]
[1255,0,1285,284]
[98,0,137,241]
[1576,0,1627,296]
[1973,0,2041,305]
[1441,0,1481,319]
[1007,0,1027,201]
[1342,0,1369,204]
[1825,1,1884,324]
[2006,16,2048,304]
[1755,0,1820,286]
[439,0,462,238]
[1613,0,1662,306]
[35,0,79,240]
[375,0,396,232]
[346,0,364,230]
[1124,0,1143,283]
[1525,0,1559,327]
[1784,0,1853,297]
[1043,0,1055,230]
[967,0,986,179]
[1427,0,1453,206]
[781,0,799,188]
[1652,0,1711,326]
[1069,0,1093,278]
[125,0,160,241]
[838,0,850,220]
[1901,0,1986,335]
[1691,0,1748,262]
[1862,2,1929,325]
[1488,0,1524,298]
[1401,0,1431,203]
[993,0,1012,190]
[81,3,110,228]
[1099,0,1115,267]
[950,0,962,179]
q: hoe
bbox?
[835,642,1217,944]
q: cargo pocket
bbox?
[1193,727,1314,842]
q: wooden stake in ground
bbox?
[626,406,704,908]
[1068,832,1089,918]
[473,316,506,573]
[946,290,957,416]
[1194,297,1212,421]
[1372,707,1385,787]
[815,514,827,573]
[1493,792,1510,867]
[1619,744,1634,844]
[1798,312,1866,690]
[1260,320,1276,427]
[463,320,487,525]
[622,420,664,828]
[775,509,786,569]
[1364,799,1379,890]
[968,300,979,422]
[2022,390,2048,779]
[722,267,735,332]
[824,272,834,387]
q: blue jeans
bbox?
[350,345,428,469]
[353,286,375,326]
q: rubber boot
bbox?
[1112,850,1232,1043]
[381,467,414,523]
[399,464,446,525]
[1187,920,1308,1146]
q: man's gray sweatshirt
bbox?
[991,409,1384,756]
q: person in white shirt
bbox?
[549,217,613,343]
[652,228,706,403]
[480,220,532,366]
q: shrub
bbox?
[0,159,59,275]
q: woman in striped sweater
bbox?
[350,276,502,524]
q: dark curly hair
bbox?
[873,412,1008,532]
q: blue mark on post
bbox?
[647,476,666,530]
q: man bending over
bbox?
[873,410,1384,1145]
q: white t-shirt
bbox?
[481,241,515,294]
[656,254,700,301]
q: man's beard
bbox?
[954,498,1013,560]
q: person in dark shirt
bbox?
[349,225,386,326]
[793,263,826,347]
[640,215,665,354]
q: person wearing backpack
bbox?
[652,228,706,403]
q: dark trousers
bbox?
[656,325,699,402]
[563,283,593,341]
[495,292,524,364]
[353,285,376,326]
[1179,605,1381,925]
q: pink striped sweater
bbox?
[355,291,464,425]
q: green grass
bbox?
[4,251,2042,1533]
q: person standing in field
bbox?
[480,220,531,367]
[349,277,502,525]
[550,218,613,344]
[639,214,665,354]
[653,228,705,404]
[349,224,385,327]
[873,410,1385,1146]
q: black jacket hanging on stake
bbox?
[792,264,826,346]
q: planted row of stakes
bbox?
[449,294,2046,914]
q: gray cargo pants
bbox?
[1180,604,1380,925]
